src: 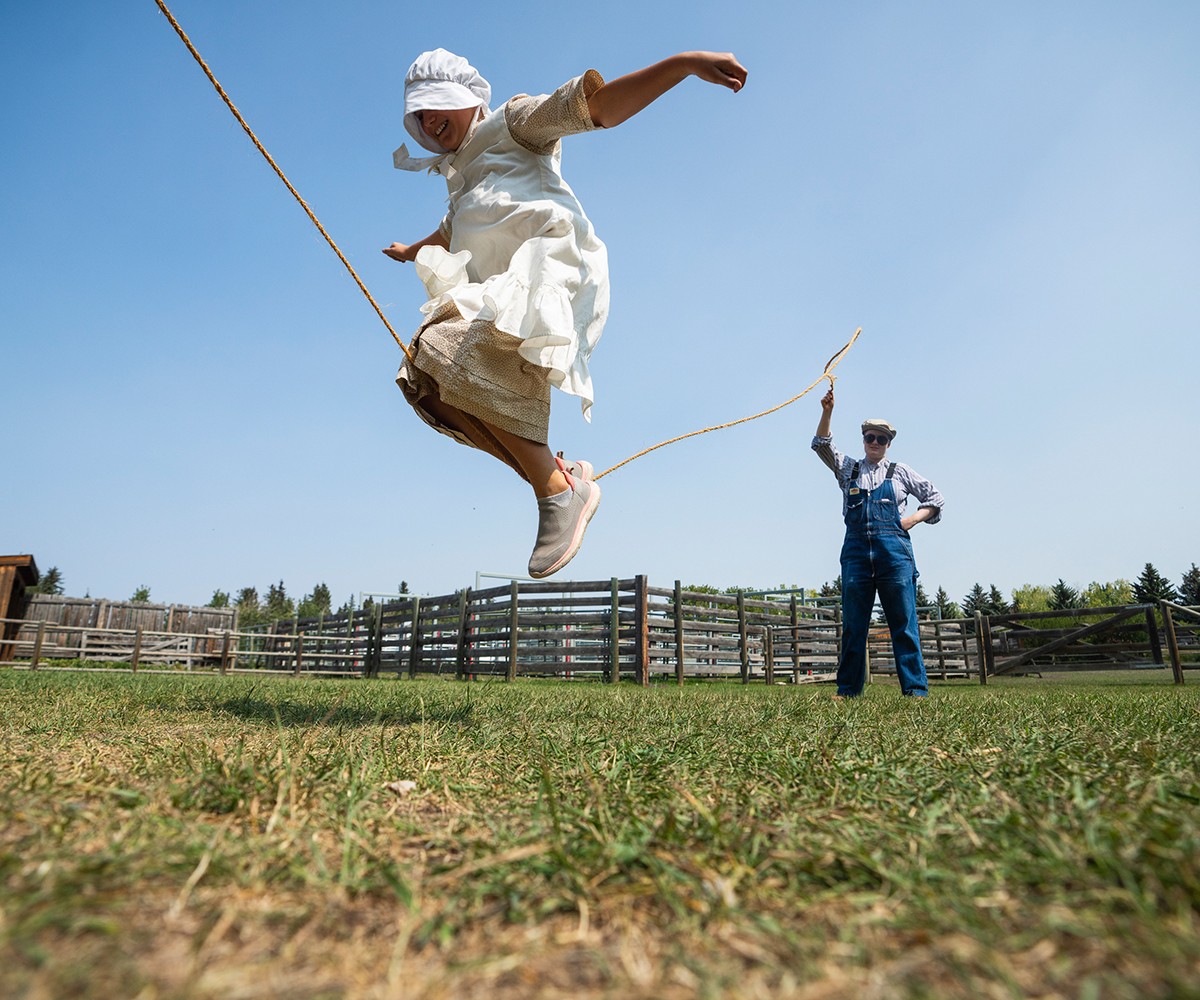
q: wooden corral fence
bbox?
[246,579,847,683]
[0,577,987,683]
[10,580,1190,685]
[1,596,237,670]
[973,601,1199,684]
[21,594,235,633]
[0,617,234,671]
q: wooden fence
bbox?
[0,578,844,682]
[20,594,235,633]
[973,601,1199,684]
[5,580,1195,685]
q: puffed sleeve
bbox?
[504,70,606,155]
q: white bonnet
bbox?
[403,48,491,153]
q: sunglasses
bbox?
[863,433,891,445]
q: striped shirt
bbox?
[811,435,945,523]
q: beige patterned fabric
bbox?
[505,70,604,155]
[397,302,552,479]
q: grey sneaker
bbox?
[528,477,601,579]
[555,454,594,481]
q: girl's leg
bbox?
[418,397,599,577]
[420,396,569,497]
[476,422,569,498]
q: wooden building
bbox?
[0,554,39,659]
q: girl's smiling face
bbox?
[416,107,479,152]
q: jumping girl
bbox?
[384,49,747,577]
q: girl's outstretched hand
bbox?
[688,51,748,92]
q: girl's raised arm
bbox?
[587,51,746,129]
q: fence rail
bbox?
[5,581,1194,685]
[973,601,1199,684]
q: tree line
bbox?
[927,562,1198,619]
[203,581,411,629]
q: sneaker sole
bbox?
[529,482,601,579]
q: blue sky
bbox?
[3,1,1197,609]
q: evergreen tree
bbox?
[1178,564,1200,606]
[1132,563,1179,604]
[30,566,65,595]
[399,580,410,595]
[130,585,151,603]
[207,589,230,608]
[819,577,842,598]
[986,585,1011,615]
[298,582,333,619]
[1048,578,1082,611]
[235,587,264,628]
[933,586,961,619]
[915,581,932,609]
[265,580,295,621]
[961,583,987,616]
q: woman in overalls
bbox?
[812,389,945,698]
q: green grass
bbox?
[1,669,1197,999]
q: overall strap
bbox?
[885,462,898,480]
[849,462,860,485]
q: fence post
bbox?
[131,626,143,673]
[220,630,231,675]
[455,588,472,680]
[1161,601,1184,685]
[508,582,519,682]
[738,591,749,684]
[635,575,649,686]
[609,577,620,684]
[673,580,685,686]
[31,620,45,669]
[974,611,988,685]
[369,602,384,678]
[294,634,304,676]
[1144,605,1164,665]
[408,598,422,679]
[763,626,774,685]
[833,603,842,682]
[934,614,947,679]
[790,595,801,682]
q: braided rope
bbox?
[594,326,861,480]
[154,0,415,364]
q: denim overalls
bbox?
[838,462,928,697]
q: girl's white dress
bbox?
[397,71,609,469]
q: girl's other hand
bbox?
[383,242,416,262]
